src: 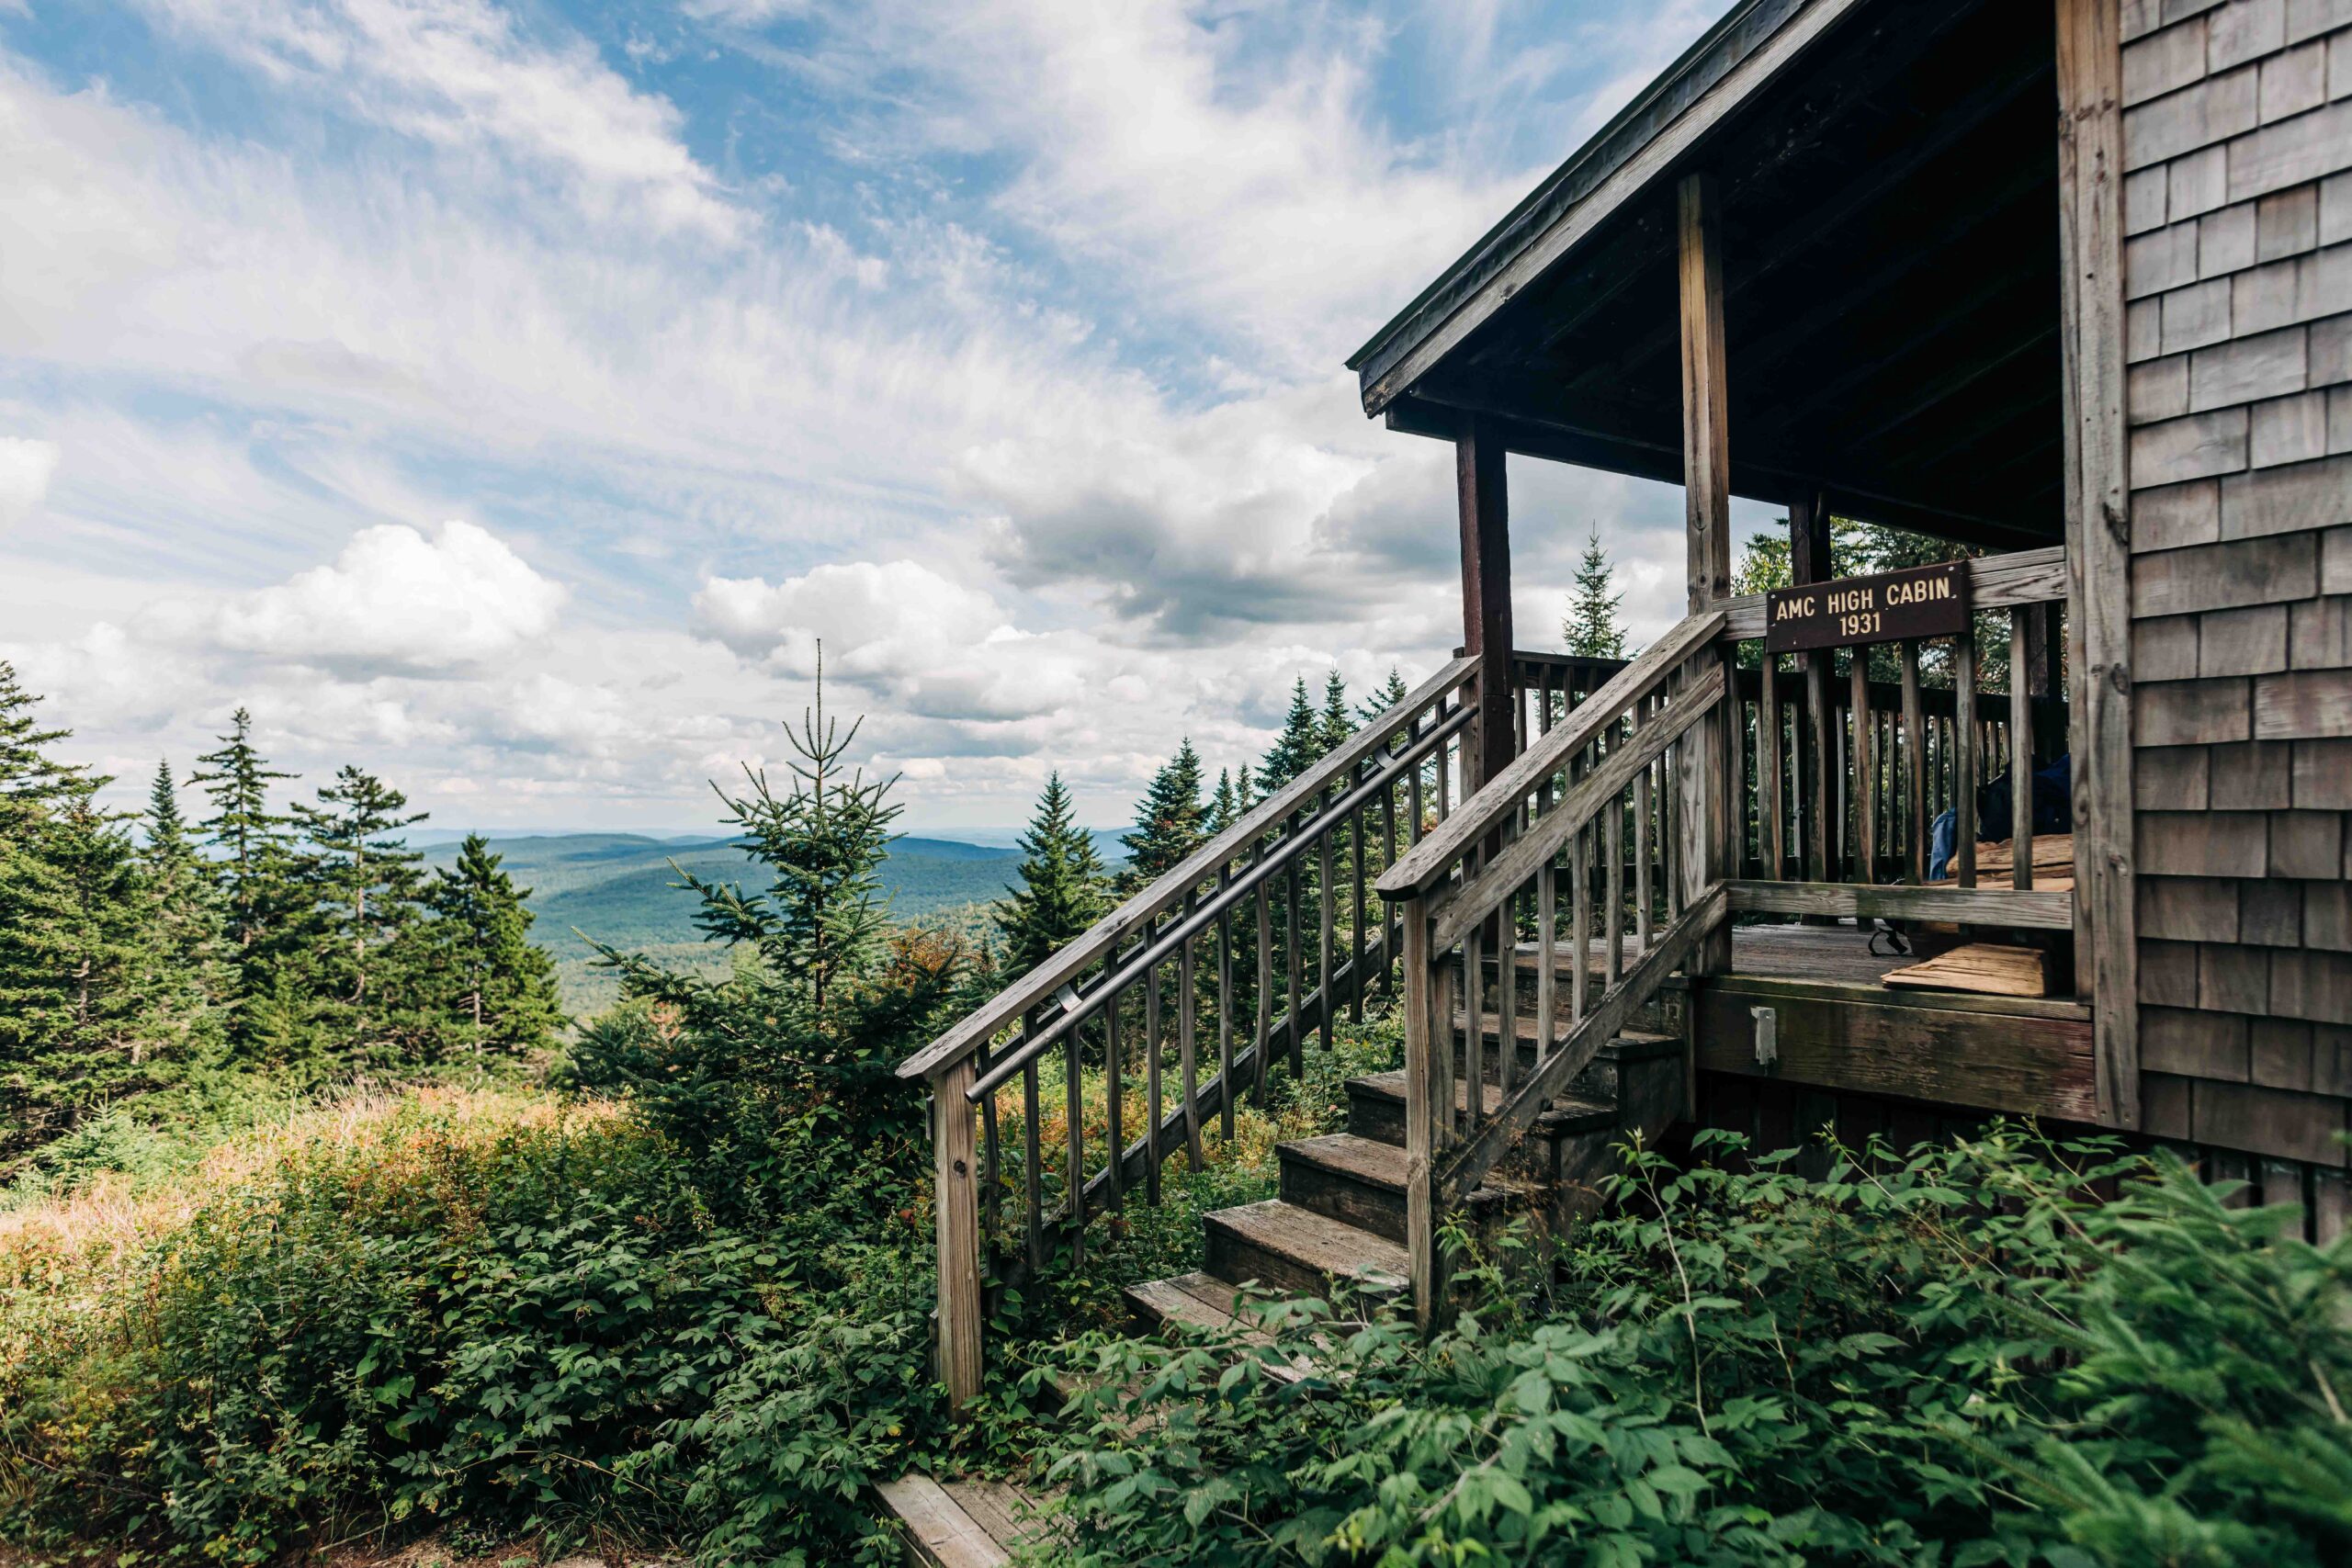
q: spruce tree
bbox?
[137,761,231,1066]
[995,773,1108,976]
[1563,524,1629,659]
[1318,669,1353,750]
[290,765,428,1011]
[1258,677,1324,794]
[424,834,561,1061]
[1359,667,1410,724]
[1205,767,1243,836]
[0,675,171,1156]
[1120,739,1206,892]
[189,709,297,970]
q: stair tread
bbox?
[877,1472,1063,1566]
[1350,1069,1615,1126]
[1125,1271,1313,1383]
[1280,1132,1407,1190]
[1204,1199,1408,1288]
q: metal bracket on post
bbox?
[1750,1005,1779,1069]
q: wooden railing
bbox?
[1714,545,2076,932]
[903,652,1632,1403]
[1376,613,1731,1328]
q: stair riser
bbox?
[1279,1152,1407,1244]
[1345,1084,1609,1156]
[1203,1219,1346,1300]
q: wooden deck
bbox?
[1514,922,2095,1122]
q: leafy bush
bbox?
[1044,1128,2352,1567]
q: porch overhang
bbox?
[1349,0,2064,551]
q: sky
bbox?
[0,0,1775,837]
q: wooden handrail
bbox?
[1378,611,1724,900]
[898,652,1477,1083]
[1429,661,1724,953]
[964,699,1473,1101]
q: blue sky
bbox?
[0,0,1762,834]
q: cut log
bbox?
[1881,942,2049,998]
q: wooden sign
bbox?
[1764,560,1970,654]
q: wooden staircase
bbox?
[1125,983,1685,1337]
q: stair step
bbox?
[1202,1199,1408,1301]
[1277,1132,1541,1244]
[877,1473,1063,1567]
[1125,1270,1311,1382]
[1348,1069,1616,1144]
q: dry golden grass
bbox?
[0,1083,611,1393]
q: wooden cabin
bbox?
[895,0,2352,1411]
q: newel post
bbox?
[1456,413,1514,793]
[933,1058,984,1406]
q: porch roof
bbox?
[1348,0,2064,551]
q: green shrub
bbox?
[1043,1128,2352,1567]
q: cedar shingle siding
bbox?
[2123,0,2352,1168]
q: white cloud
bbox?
[0,435,59,525]
[137,0,745,239]
[190,520,566,673]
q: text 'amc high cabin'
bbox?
[900,0,2352,1401]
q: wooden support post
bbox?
[2056,0,2139,1127]
[1401,900,1439,1333]
[933,1060,983,1407]
[1678,170,1733,978]
[1456,415,1515,795]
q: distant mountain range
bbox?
[419,829,1125,1017]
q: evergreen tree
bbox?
[423,834,561,1061]
[137,761,231,1066]
[1359,667,1411,724]
[189,709,297,970]
[995,773,1108,976]
[1318,670,1353,750]
[1120,739,1206,892]
[0,673,171,1155]
[290,765,428,1013]
[1258,677,1325,794]
[671,662,902,1031]
[1205,767,1244,836]
[1563,524,1629,659]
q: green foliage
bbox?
[1119,739,1206,893]
[1563,524,1629,659]
[422,834,565,1059]
[1044,1129,2352,1567]
[1259,677,1326,795]
[996,772,1109,976]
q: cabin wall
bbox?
[2119,0,2352,1184]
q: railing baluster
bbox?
[1023,1056,1043,1275]
[1760,651,1783,880]
[1605,784,1624,986]
[1145,935,1162,1205]
[1432,927,1457,1148]
[1065,1028,1084,1263]
[1254,870,1273,1101]
[1409,729,1427,842]
[1635,699,1656,945]
[1217,869,1236,1140]
[1956,631,1979,888]
[1104,948,1124,1212]
[1536,855,1558,1060]
[1350,797,1367,1023]
[1318,811,1336,1051]
[1497,894,1519,1100]
[1902,640,1925,886]
[1571,820,1590,1022]
[2010,607,2034,890]
[1462,923,1485,1129]
[1806,653,1831,881]
[1403,900,1437,1333]
[1179,916,1203,1172]
[979,1043,1001,1246]
[1725,653,1747,883]
[1851,653,1875,885]
[933,1056,982,1406]
[1284,815,1304,1074]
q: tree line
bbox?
[0,664,560,1165]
